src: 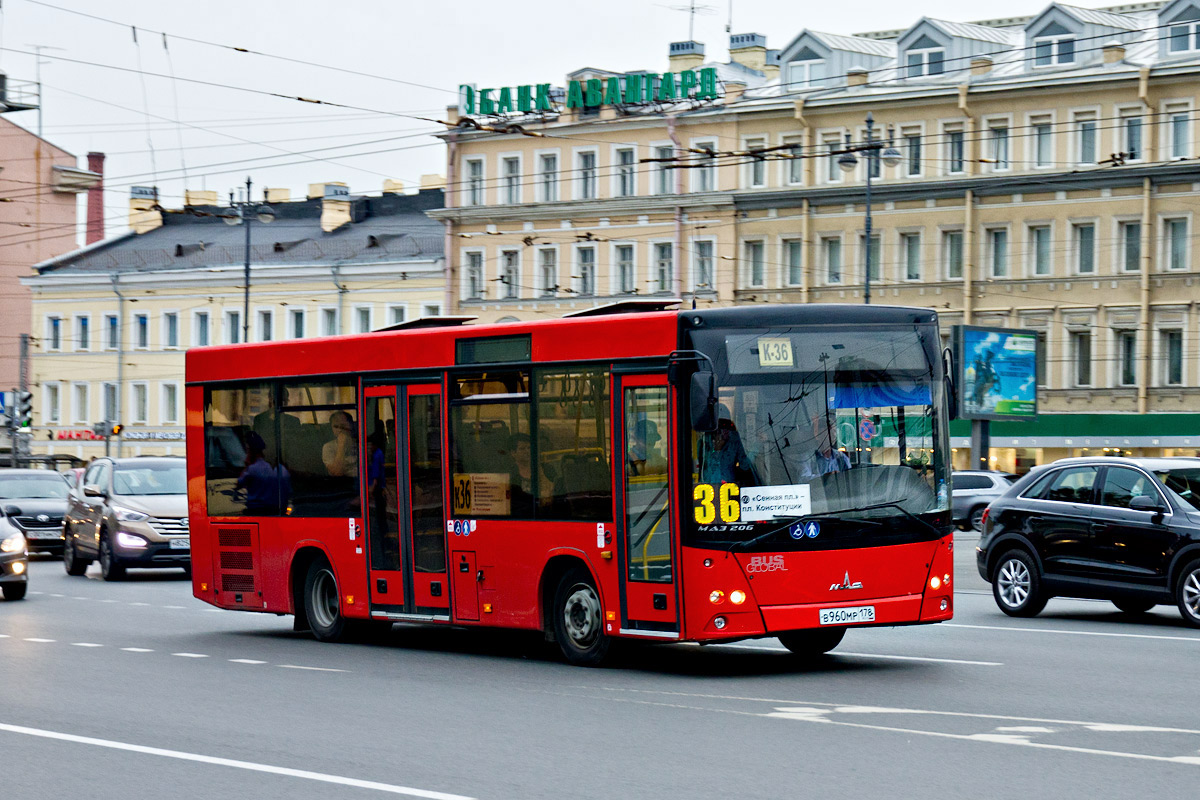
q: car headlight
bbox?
[0,533,25,553]
[112,506,149,523]
[115,532,148,548]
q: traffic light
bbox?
[17,391,32,428]
[110,423,123,437]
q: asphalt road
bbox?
[2,535,1199,800]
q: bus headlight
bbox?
[729,590,746,605]
[930,576,942,590]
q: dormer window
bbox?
[787,57,826,89]
[1034,35,1075,66]
[906,48,945,77]
[1169,21,1200,52]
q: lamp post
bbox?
[836,113,902,304]
[223,177,276,343]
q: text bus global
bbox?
[459,67,720,116]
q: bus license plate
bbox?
[819,605,875,625]
[168,537,190,550]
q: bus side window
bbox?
[204,382,280,517]
[450,370,532,518]
[278,381,360,518]
[535,368,612,520]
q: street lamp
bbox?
[836,112,902,304]
[223,177,275,343]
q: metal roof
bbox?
[922,18,1021,45]
[1053,3,1145,29]
[808,31,896,57]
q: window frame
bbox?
[987,227,1010,278]
[130,381,149,425]
[1160,327,1185,386]
[1072,220,1097,275]
[73,313,91,353]
[905,47,946,78]
[288,307,306,339]
[536,246,559,297]
[352,305,373,335]
[134,313,151,350]
[742,239,766,288]
[224,310,242,345]
[1027,224,1053,277]
[652,241,674,294]
[1115,329,1138,387]
[1069,329,1093,387]
[192,310,210,348]
[462,248,486,301]
[743,137,767,189]
[1117,219,1142,273]
[43,381,61,425]
[463,156,485,207]
[1032,34,1077,67]
[255,307,274,343]
[574,244,597,296]
[821,235,843,285]
[1161,215,1190,272]
[574,148,599,201]
[787,58,826,89]
[499,249,521,300]
[500,154,522,205]
[535,149,560,203]
[161,382,181,425]
[612,242,637,295]
[942,228,964,280]
[71,381,90,425]
[899,231,922,282]
[613,146,637,198]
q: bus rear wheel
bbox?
[552,567,610,666]
[778,627,846,656]
[304,557,350,642]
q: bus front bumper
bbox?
[758,592,952,632]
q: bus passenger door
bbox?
[403,385,449,616]
[616,374,679,637]
[362,387,407,612]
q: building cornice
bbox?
[427,192,735,223]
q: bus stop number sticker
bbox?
[694,483,741,524]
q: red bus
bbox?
[186,302,955,665]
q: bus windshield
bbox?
[686,324,950,548]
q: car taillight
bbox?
[980,508,990,528]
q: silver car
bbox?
[952,470,1015,532]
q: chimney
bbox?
[724,80,747,104]
[971,57,994,76]
[265,187,291,203]
[308,181,347,200]
[847,67,869,87]
[729,33,768,72]
[184,189,219,207]
[382,179,405,194]
[762,50,781,81]
[668,40,705,71]
[318,183,351,233]
[86,152,104,245]
[420,174,446,192]
[129,186,162,234]
[1103,41,1126,64]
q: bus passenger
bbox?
[238,432,291,515]
[323,410,359,477]
[801,412,851,477]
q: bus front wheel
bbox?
[552,567,611,666]
[777,627,846,656]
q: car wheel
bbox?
[1112,599,1155,615]
[1175,559,1200,628]
[2,583,27,601]
[552,567,610,666]
[992,549,1047,617]
[63,536,90,576]
[778,627,846,656]
[968,505,988,533]
[99,533,125,582]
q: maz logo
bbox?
[829,571,864,591]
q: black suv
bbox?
[977,457,1200,627]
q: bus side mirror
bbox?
[690,370,717,432]
[943,347,959,421]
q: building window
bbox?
[75,316,90,351]
[289,308,304,339]
[162,383,179,425]
[1076,116,1097,164]
[465,252,484,300]
[72,383,89,424]
[788,58,825,89]
[355,307,371,334]
[744,240,765,287]
[947,130,965,174]
[785,240,803,286]
[1074,223,1096,274]
[105,315,118,350]
[1030,226,1052,276]
[824,137,842,183]
[131,382,148,424]
[577,151,597,200]
[1163,329,1184,386]
[1118,331,1137,386]
[135,314,149,348]
[225,311,240,344]
[422,304,441,317]
[823,238,842,284]
[576,246,596,296]
[860,234,881,282]
[904,134,921,176]
[102,383,118,424]
[1121,222,1142,272]
[539,153,558,202]
[465,158,484,206]
[1123,115,1143,160]
[539,249,557,297]
[654,243,673,292]
[655,145,675,194]
[47,316,62,351]
[1034,35,1075,66]
[617,148,636,197]
[501,250,519,299]
[745,139,766,188]
[1033,122,1052,167]
[784,141,802,185]
[387,306,406,326]
[1071,331,1092,386]
[906,48,945,77]
[46,384,60,424]
[901,233,921,281]
[1166,218,1189,271]
[321,308,338,336]
[989,126,1010,170]
[257,309,272,342]
[988,229,1008,277]
[616,244,636,293]
[503,157,520,204]
[695,141,717,191]
[1170,110,1191,159]
[163,312,179,348]
[943,230,963,279]
[194,312,210,347]
[1168,21,1200,53]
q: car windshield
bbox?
[686,324,950,547]
[1155,468,1200,511]
[0,476,70,499]
[112,463,187,496]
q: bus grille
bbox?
[220,551,254,571]
[221,574,256,593]
[215,525,257,600]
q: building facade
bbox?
[433,0,1200,470]
[24,184,446,458]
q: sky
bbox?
[0,0,1125,241]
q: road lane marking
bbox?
[229,659,265,665]
[0,721,474,799]
[716,643,1002,666]
[23,638,55,643]
[49,593,63,598]
[129,602,150,607]
[164,605,185,609]
[121,647,153,653]
[0,634,8,639]
[70,596,88,600]
[945,622,1200,643]
[278,665,347,672]
[70,643,103,648]
[171,652,208,658]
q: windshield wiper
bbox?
[728,512,883,552]
[844,500,942,538]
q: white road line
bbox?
[945,622,1200,643]
[163,605,185,609]
[120,647,153,653]
[0,634,8,639]
[129,602,150,607]
[100,599,118,603]
[49,593,63,598]
[23,638,55,643]
[171,652,208,658]
[717,643,1002,666]
[70,643,103,648]
[70,596,88,600]
[29,591,42,595]
[229,659,266,665]
[277,665,347,673]
[0,721,474,799]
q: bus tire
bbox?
[303,556,351,642]
[552,567,610,666]
[777,627,845,656]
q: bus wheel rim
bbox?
[563,583,600,648]
[311,569,339,629]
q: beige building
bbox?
[433,1,1200,470]
[23,183,446,458]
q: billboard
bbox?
[954,325,1038,420]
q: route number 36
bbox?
[693,483,740,524]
